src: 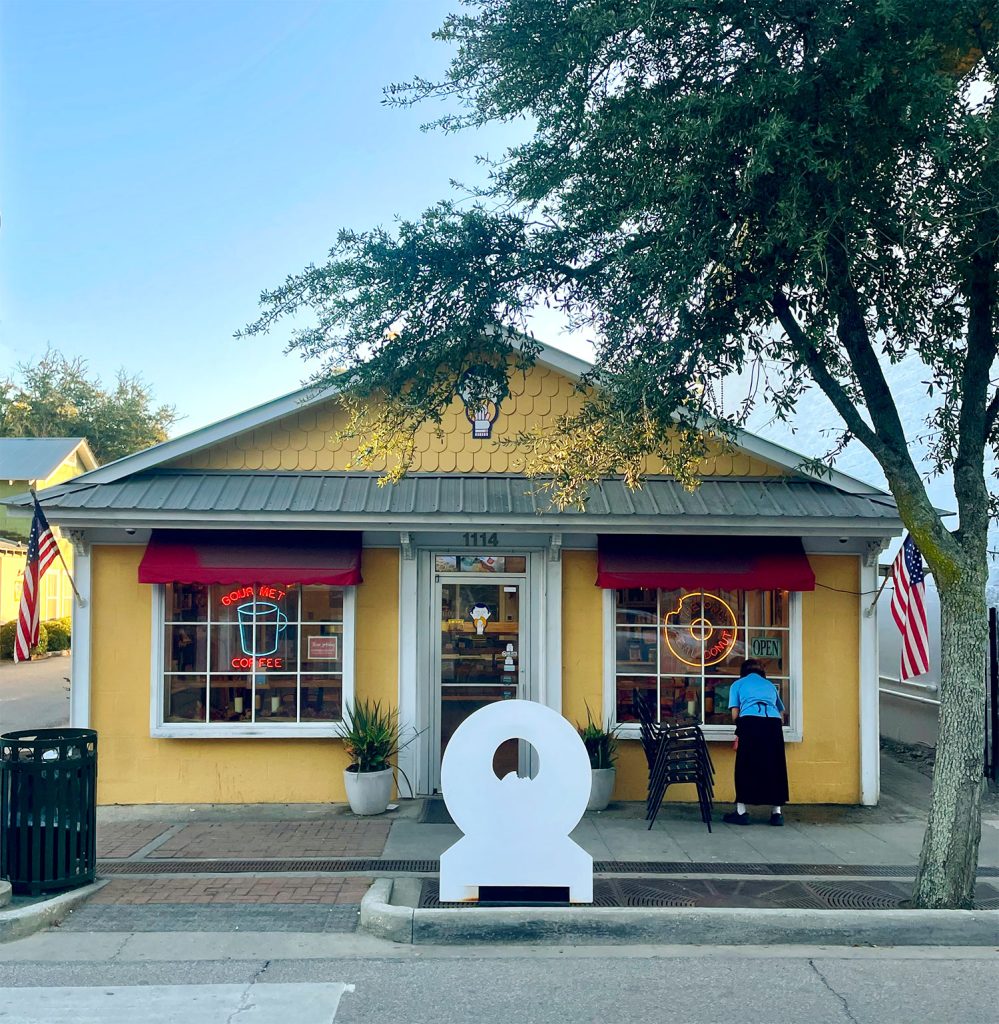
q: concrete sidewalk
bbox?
[383,752,999,869]
[3,748,996,946]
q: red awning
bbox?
[596,534,815,591]
[138,530,363,586]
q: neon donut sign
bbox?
[664,592,738,667]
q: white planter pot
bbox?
[344,767,393,815]
[587,767,616,811]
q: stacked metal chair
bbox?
[632,689,715,833]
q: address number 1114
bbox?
[462,532,499,547]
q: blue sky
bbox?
[0,0,573,433]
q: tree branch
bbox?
[771,289,960,571]
[986,388,999,437]
[952,207,999,544]
[770,290,885,456]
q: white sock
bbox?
[772,806,782,815]
[736,802,747,815]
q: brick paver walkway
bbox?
[98,823,174,859]
[90,875,372,905]
[147,820,390,859]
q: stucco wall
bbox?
[88,543,861,806]
[90,544,398,804]
[560,550,862,805]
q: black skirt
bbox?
[734,715,789,806]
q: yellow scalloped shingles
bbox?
[242,448,264,471]
[169,359,791,478]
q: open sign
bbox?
[750,636,783,659]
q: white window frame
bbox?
[150,583,356,739]
[602,588,803,743]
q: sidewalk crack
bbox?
[107,932,132,963]
[809,959,860,1024]
[224,959,272,1024]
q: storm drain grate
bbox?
[419,877,999,911]
[97,858,439,875]
[96,858,999,880]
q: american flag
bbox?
[890,534,930,681]
[13,500,60,663]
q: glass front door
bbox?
[434,560,527,787]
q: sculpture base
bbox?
[440,837,593,904]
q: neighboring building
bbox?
[3,342,902,806]
[0,437,97,625]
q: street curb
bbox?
[360,878,414,943]
[359,878,999,946]
[0,879,108,944]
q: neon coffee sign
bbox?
[219,585,289,670]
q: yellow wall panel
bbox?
[562,552,862,805]
[90,545,399,805]
[560,550,604,730]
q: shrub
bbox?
[577,705,619,769]
[0,620,48,660]
[45,617,71,652]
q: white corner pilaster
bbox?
[542,551,562,715]
[859,554,881,805]
[68,536,92,729]
[397,549,421,797]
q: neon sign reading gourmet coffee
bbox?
[219,584,287,606]
[663,592,738,667]
[220,586,290,670]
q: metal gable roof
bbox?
[32,335,893,500]
[14,470,902,534]
[0,437,95,481]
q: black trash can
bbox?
[0,729,97,896]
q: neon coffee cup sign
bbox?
[219,585,289,670]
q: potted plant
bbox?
[578,706,619,811]
[336,699,408,815]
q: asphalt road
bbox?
[0,938,997,1023]
[0,656,70,733]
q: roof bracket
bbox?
[400,532,414,560]
[864,538,889,568]
[67,529,89,556]
[548,532,562,562]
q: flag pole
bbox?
[29,489,87,609]
[863,571,891,618]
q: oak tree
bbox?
[244,1,998,907]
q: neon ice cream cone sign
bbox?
[664,592,738,667]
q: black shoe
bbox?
[769,813,784,826]
[722,811,750,826]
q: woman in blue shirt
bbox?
[722,659,788,826]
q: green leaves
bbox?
[243,0,996,545]
[0,349,177,463]
[335,699,404,774]
[577,705,619,770]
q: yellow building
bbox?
[0,437,97,628]
[4,343,901,806]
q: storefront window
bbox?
[614,588,793,728]
[162,582,347,727]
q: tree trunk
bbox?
[912,562,988,909]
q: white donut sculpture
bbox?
[439,699,593,904]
